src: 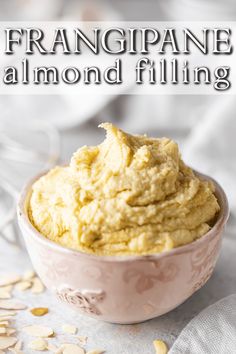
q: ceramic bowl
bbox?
[17,171,229,324]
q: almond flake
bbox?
[9,349,24,354]
[86,351,105,354]
[0,285,13,292]
[15,281,32,291]
[0,292,11,300]
[61,343,85,354]
[0,300,26,310]
[28,338,48,351]
[6,328,16,336]
[62,324,77,335]
[0,316,13,321]
[0,328,7,335]
[77,336,87,346]
[0,311,16,317]
[23,270,35,281]
[55,347,64,354]
[0,275,21,287]
[14,340,23,350]
[0,321,9,327]
[31,278,45,294]
[23,325,54,337]
[30,307,48,317]
[0,336,17,349]
[0,285,13,299]
[153,340,168,354]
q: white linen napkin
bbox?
[170,294,236,354]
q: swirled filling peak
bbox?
[29,123,220,255]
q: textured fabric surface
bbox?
[170,294,236,354]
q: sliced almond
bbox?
[86,351,105,354]
[0,285,13,299]
[61,343,85,354]
[62,324,77,335]
[0,311,16,317]
[0,285,13,292]
[6,328,16,336]
[30,307,48,317]
[77,336,87,346]
[0,327,7,335]
[153,340,168,354]
[0,300,26,310]
[0,275,21,287]
[31,278,45,294]
[0,316,13,321]
[23,325,54,338]
[0,336,17,349]
[0,291,11,300]
[0,321,9,327]
[28,338,48,351]
[14,340,23,350]
[0,292,11,300]
[23,270,35,281]
[15,281,32,291]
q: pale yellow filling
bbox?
[29,123,220,255]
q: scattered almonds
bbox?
[15,281,32,291]
[153,340,168,354]
[23,325,54,338]
[0,275,21,287]
[30,307,49,317]
[0,272,103,353]
[60,343,85,354]
[28,338,48,351]
[0,336,17,350]
[31,278,45,294]
[0,300,27,310]
[62,324,77,335]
